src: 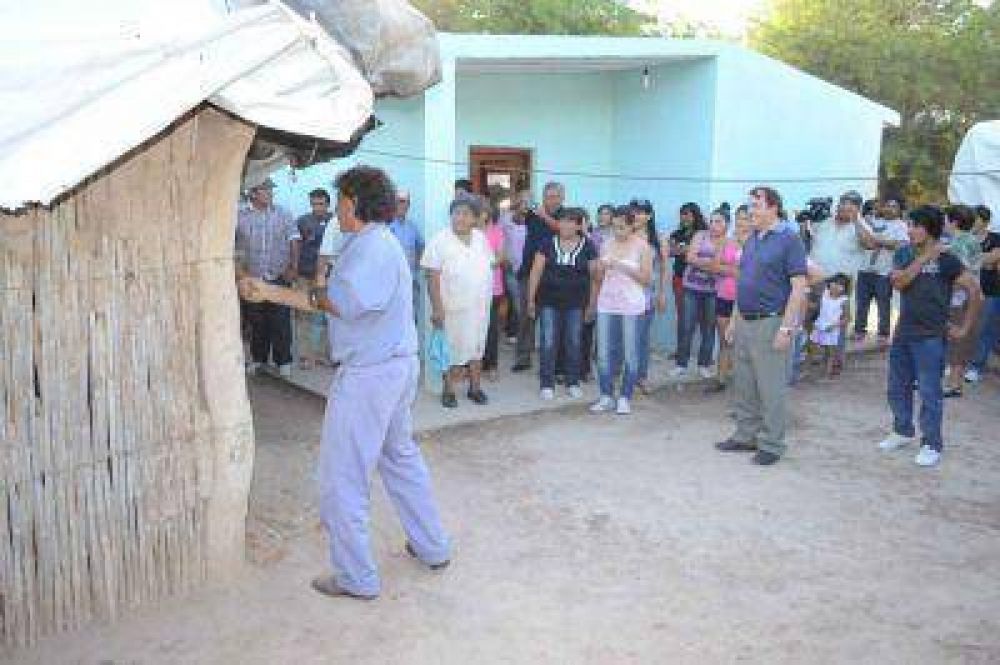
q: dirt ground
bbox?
[9,356,1000,665]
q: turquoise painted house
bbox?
[273,33,899,349]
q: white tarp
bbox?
[949,120,1000,230]
[0,0,374,209]
[276,0,441,98]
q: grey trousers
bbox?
[732,316,790,456]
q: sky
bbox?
[629,0,769,38]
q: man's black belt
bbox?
[741,311,783,321]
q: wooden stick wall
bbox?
[0,107,257,647]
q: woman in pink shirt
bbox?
[589,206,654,415]
[481,199,507,378]
[707,204,750,392]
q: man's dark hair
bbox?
[862,199,879,217]
[750,186,783,214]
[946,204,976,232]
[597,203,615,217]
[975,204,992,224]
[334,166,397,223]
[840,190,863,208]
[454,178,473,194]
[882,194,906,209]
[309,188,331,204]
[909,205,945,239]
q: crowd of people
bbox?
[235,174,998,469]
[232,165,996,601]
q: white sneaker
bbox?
[540,388,555,401]
[616,397,631,415]
[590,395,615,413]
[669,366,688,378]
[567,385,584,399]
[964,367,981,383]
[698,366,716,380]
[245,362,261,376]
[278,363,293,378]
[915,445,941,467]
[878,432,916,451]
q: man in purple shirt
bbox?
[716,186,808,465]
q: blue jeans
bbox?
[539,307,583,389]
[676,289,717,368]
[887,337,946,451]
[596,313,640,399]
[637,308,654,381]
[855,271,893,337]
[970,295,1000,371]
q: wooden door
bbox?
[469,146,532,197]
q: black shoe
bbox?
[405,542,450,571]
[512,363,532,372]
[943,387,962,398]
[716,438,757,452]
[467,388,488,405]
[752,450,781,466]
[441,392,458,408]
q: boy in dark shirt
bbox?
[879,205,982,467]
[527,208,598,400]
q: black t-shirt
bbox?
[536,236,597,309]
[518,209,560,280]
[296,212,332,278]
[669,226,696,278]
[980,232,1000,297]
[893,246,964,341]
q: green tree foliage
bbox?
[751,0,1000,202]
[410,0,651,36]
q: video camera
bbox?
[795,197,834,225]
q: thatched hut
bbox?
[0,0,438,646]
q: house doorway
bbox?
[469,146,532,197]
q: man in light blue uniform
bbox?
[240,166,450,599]
[388,189,425,325]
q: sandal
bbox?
[441,392,458,408]
[467,388,488,405]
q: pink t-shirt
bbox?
[715,241,741,302]
[485,222,505,297]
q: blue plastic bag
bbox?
[426,328,451,375]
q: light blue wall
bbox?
[271,96,426,223]
[611,58,718,235]
[454,71,617,212]
[709,48,887,214]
